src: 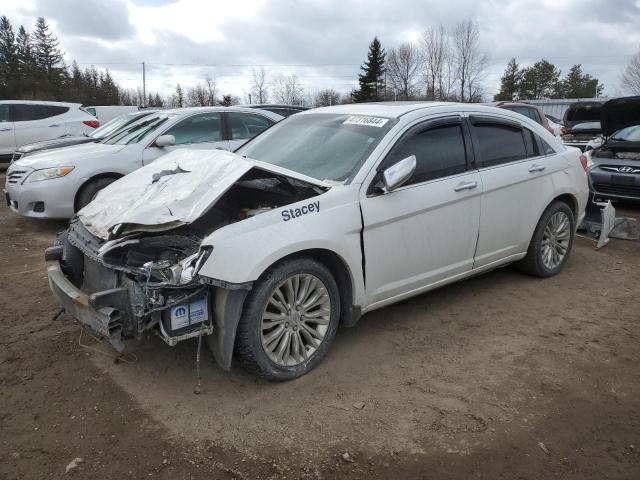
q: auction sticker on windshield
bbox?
[343,116,389,127]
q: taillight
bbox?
[83,120,100,129]
[579,154,588,172]
[561,126,568,135]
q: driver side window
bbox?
[386,123,468,186]
[164,113,222,145]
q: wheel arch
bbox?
[551,193,578,221]
[266,248,361,328]
[74,172,124,212]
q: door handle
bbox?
[0,127,11,132]
[528,164,546,172]
[48,124,60,128]
[453,181,478,192]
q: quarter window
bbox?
[387,123,467,185]
[0,104,10,122]
[474,124,527,167]
[164,113,222,145]
[228,112,273,140]
[13,104,68,121]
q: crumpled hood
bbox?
[78,148,330,239]
[15,142,125,169]
[601,96,640,137]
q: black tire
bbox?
[75,177,118,211]
[516,201,575,278]
[235,257,341,381]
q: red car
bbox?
[493,102,555,134]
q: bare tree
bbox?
[271,74,304,105]
[452,19,488,102]
[314,88,341,106]
[250,66,269,103]
[420,24,456,100]
[620,47,640,94]
[204,76,218,105]
[386,42,421,100]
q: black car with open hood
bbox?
[586,96,640,202]
[561,101,604,151]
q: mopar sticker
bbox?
[281,201,320,222]
[170,297,208,330]
[343,115,389,127]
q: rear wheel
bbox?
[235,258,340,381]
[76,177,118,211]
[517,201,575,277]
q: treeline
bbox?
[0,15,163,106]
[494,59,603,101]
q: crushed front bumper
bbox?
[47,258,129,350]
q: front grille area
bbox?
[599,165,640,174]
[593,183,640,198]
[6,169,28,184]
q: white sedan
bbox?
[46,102,588,380]
[4,107,282,218]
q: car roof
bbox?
[0,100,81,107]
[156,106,282,118]
[241,104,309,110]
[298,101,491,119]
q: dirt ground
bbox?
[1,171,639,479]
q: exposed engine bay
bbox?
[591,141,640,160]
[54,167,325,351]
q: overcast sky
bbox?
[3,0,640,101]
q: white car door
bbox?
[142,112,228,165]
[469,115,567,268]
[226,112,275,150]
[12,104,66,148]
[0,104,15,156]
[360,116,482,307]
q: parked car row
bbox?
[41,101,589,380]
[5,106,282,218]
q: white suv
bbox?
[0,100,98,163]
[46,102,588,380]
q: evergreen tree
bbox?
[558,64,603,98]
[32,17,65,98]
[0,16,18,97]
[494,58,521,101]
[518,59,561,99]
[353,37,386,102]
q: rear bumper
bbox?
[47,259,128,350]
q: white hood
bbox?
[15,142,126,169]
[78,148,329,239]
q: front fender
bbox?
[197,186,366,306]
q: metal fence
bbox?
[526,98,609,120]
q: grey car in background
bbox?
[4,106,282,218]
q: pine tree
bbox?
[353,37,386,102]
[0,16,18,97]
[518,59,561,100]
[494,58,521,101]
[558,64,603,98]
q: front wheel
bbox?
[234,258,340,381]
[517,201,575,277]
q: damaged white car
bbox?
[47,103,589,380]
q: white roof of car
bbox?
[0,100,81,107]
[158,106,282,117]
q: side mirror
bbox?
[155,134,175,147]
[381,155,416,192]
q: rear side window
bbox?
[539,137,555,155]
[473,124,527,167]
[387,124,467,185]
[0,104,10,122]
[13,104,68,121]
[523,128,538,157]
[228,112,273,140]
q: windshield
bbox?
[611,125,640,142]
[102,114,172,145]
[90,114,140,139]
[571,121,601,132]
[236,113,396,181]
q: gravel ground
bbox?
[1,173,639,479]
